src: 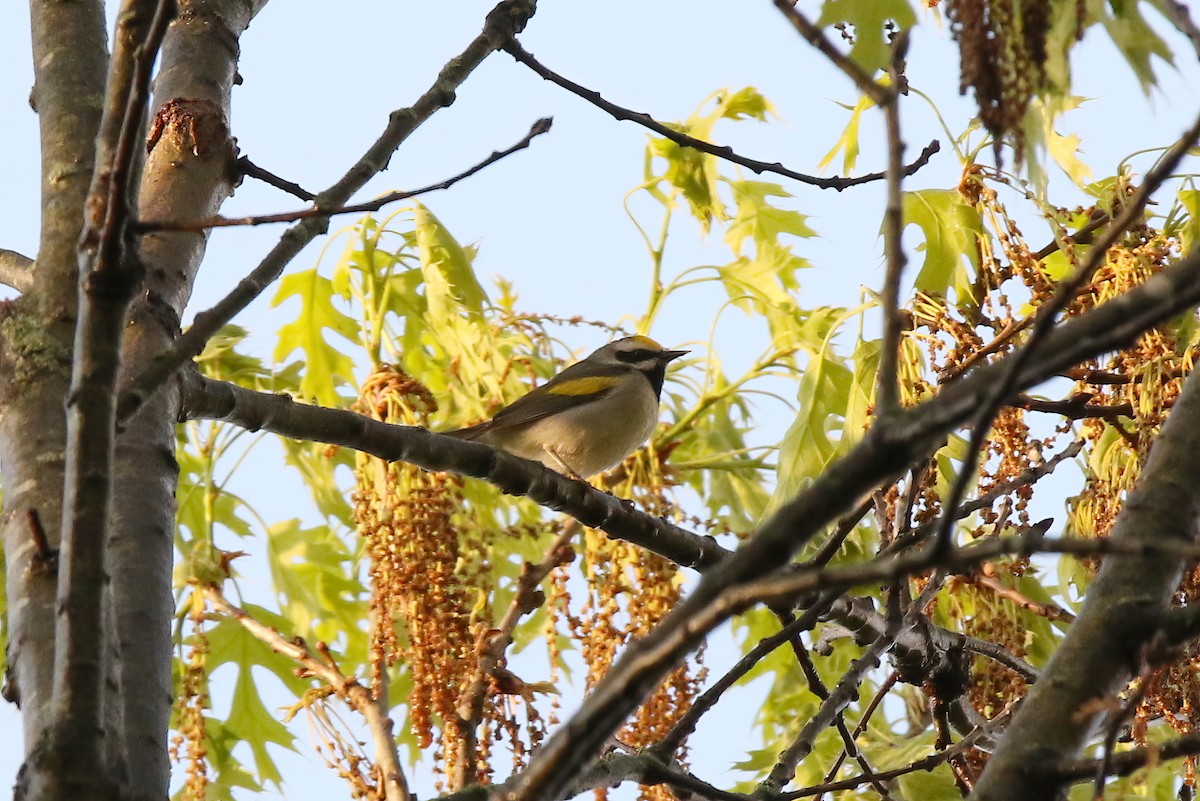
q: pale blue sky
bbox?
[2,1,1198,798]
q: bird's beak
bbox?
[662,349,689,363]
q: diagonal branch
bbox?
[0,249,34,293]
[503,38,938,192]
[115,0,539,425]
[137,118,552,231]
[771,1,888,105]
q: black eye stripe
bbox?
[616,349,657,363]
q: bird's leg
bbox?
[542,445,586,481]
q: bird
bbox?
[444,335,688,479]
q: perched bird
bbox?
[445,335,688,479]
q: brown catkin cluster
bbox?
[564,457,703,801]
[169,595,210,801]
[1067,226,1187,543]
[945,0,1077,163]
[353,364,494,785]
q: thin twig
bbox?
[0,248,33,293]
[772,0,888,104]
[887,438,1084,554]
[653,598,833,758]
[115,0,539,424]
[783,705,1016,799]
[1160,1,1200,62]
[1012,393,1133,421]
[207,588,411,801]
[26,509,58,574]
[139,119,552,231]
[235,156,315,201]
[800,496,874,569]
[1054,730,1200,784]
[504,38,938,192]
[821,671,900,785]
[960,635,1041,683]
[876,31,909,417]
[759,634,895,794]
[974,573,1076,623]
[735,528,1200,616]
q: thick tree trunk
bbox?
[108,2,264,795]
[3,1,263,798]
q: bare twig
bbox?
[207,588,411,801]
[931,111,1200,557]
[653,598,833,758]
[959,634,1042,683]
[772,0,888,104]
[1160,1,1200,62]
[1012,393,1133,421]
[821,670,900,786]
[758,634,895,794]
[800,497,874,568]
[26,509,58,574]
[783,705,1016,799]
[504,38,938,192]
[115,0,539,424]
[887,438,1084,553]
[876,31,909,417]
[1054,731,1200,784]
[973,573,1076,623]
[0,249,34,293]
[235,156,315,201]
[139,118,552,231]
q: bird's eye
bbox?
[616,349,656,363]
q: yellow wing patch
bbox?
[547,376,620,396]
[627,335,663,350]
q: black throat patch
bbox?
[641,362,668,398]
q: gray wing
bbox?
[446,361,624,439]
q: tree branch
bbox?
[115,0,540,424]
[51,0,175,790]
[179,370,730,570]
[137,117,552,231]
[503,38,938,192]
[875,31,910,416]
[759,634,894,793]
[1052,730,1200,784]
[234,156,315,201]
[0,249,33,293]
[782,706,1016,799]
[771,0,888,105]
